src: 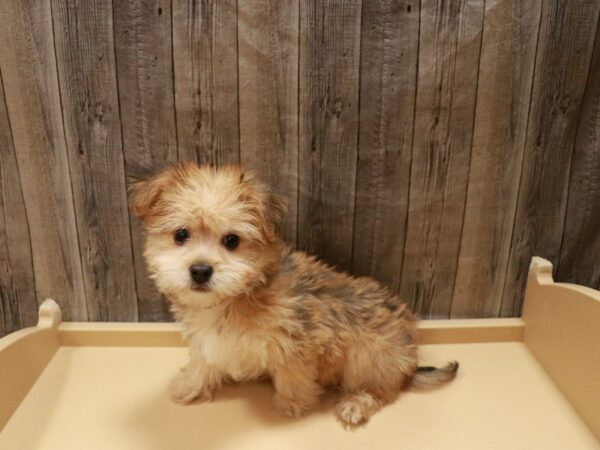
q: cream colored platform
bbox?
[1,258,598,450]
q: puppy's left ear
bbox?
[239,168,287,240]
[258,191,287,242]
[265,192,287,230]
[128,173,167,221]
[129,180,158,220]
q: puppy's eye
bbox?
[222,234,240,250]
[174,228,189,245]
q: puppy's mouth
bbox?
[190,283,211,293]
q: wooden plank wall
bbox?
[0,0,87,331]
[0,0,599,335]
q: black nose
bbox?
[189,264,213,284]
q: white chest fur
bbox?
[202,326,269,381]
[201,329,270,381]
[184,310,272,382]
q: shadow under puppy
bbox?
[130,163,458,426]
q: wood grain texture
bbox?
[0,71,37,336]
[400,0,484,318]
[0,0,86,322]
[501,0,600,317]
[351,0,419,293]
[3,0,600,330]
[173,0,240,165]
[238,0,299,246]
[51,0,138,321]
[113,0,178,322]
[298,0,362,273]
[450,0,542,318]
[556,21,600,290]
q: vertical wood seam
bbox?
[295,0,301,249]
[49,0,89,320]
[400,0,422,291]
[235,0,241,166]
[170,0,180,161]
[111,0,141,321]
[0,66,37,322]
[449,0,486,317]
[555,9,600,278]
[350,0,365,268]
[499,0,545,315]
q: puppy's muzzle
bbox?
[189,264,213,286]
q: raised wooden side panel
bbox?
[523,257,600,441]
[0,300,61,431]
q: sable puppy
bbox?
[130,163,457,426]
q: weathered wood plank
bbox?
[450,0,542,318]
[238,0,299,246]
[556,21,600,290]
[173,0,240,165]
[0,0,86,321]
[0,70,37,336]
[113,0,178,322]
[501,0,600,317]
[1,0,600,324]
[51,0,138,321]
[351,0,419,293]
[400,0,484,318]
[297,0,362,272]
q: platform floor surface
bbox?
[1,342,598,450]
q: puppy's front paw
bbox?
[168,370,212,405]
[272,393,310,418]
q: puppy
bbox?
[130,163,457,426]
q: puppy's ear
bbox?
[128,173,167,220]
[238,168,288,241]
[265,192,287,230]
[129,180,159,219]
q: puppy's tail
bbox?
[407,361,459,391]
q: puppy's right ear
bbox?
[128,176,163,220]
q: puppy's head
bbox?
[129,163,286,308]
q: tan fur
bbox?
[130,163,457,426]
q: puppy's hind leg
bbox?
[336,343,414,426]
[271,362,324,418]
